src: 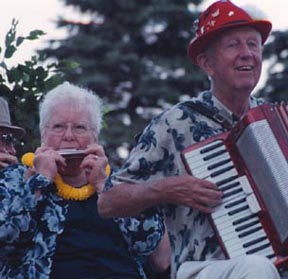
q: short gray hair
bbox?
[39,82,103,137]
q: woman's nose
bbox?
[62,126,75,139]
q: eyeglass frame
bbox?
[0,133,17,146]
[45,122,95,136]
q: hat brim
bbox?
[0,124,25,139]
[188,20,272,64]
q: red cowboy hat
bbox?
[188,0,272,64]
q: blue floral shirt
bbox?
[107,91,264,279]
[0,163,163,279]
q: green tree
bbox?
[39,0,208,167]
[0,19,73,156]
[257,30,288,102]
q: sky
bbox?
[1,0,287,66]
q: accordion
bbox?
[181,103,288,270]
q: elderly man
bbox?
[0,97,25,168]
[98,1,287,279]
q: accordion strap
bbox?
[182,101,232,130]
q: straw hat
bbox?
[188,0,272,64]
[0,97,25,139]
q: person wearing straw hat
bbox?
[0,97,25,168]
[98,1,287,279]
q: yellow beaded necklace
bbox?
[21,152,110,201]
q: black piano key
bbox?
[232,213,257,226]
[219,181,240,192]
[235,219,259,232]
[243,236,267,248]
[207,159,231,170]
[222,188,242,199]
[210,165,234,177]
[200,141,224,154]
[216,175,239,187]
[225,197,246,209]
[228,205,249,216]
[246,243,271,254]
[238,225,262,238]
[267,253,276,259]
[203,149,227,161]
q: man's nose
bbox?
[0,144,16,156]
[239,43,253,58]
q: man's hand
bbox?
[0,152,18,169]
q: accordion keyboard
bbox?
[183,139,276,261]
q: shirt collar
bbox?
[196,91,262,127]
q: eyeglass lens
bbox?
[0,134,16,145]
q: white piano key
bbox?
[225,225,265,245]
[196,165,236,180]
[221,225,264,248]
[246,193,261,213]
[217,216,260,237]
[222,194,247,207]
[245,239,272,255]
[183,140,224,159]
[217,176,251,203]
[207,168,239,183]
[223,230,268,258]
[186,152,231,173]
[217,222,243,238]
[222,236,248,257]
[221,186,245,203]
[243,236,270,251]
[193,161,235,178]
[214,212,258,233]
[212,197,248,219]
[187,149,229,168]
[234,215,260,232]
[239,176,253,194]
[228,247,247,258]
[220,174,250,190]
[213,207,253,225]
[252,246,276,259]
[226,232,273,259]
[223,233,265,256]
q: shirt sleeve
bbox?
[106,109,182,258]
[0,164,58,244]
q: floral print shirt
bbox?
[108,91,264,279]
[0,163,163,279]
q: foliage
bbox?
[39,0,288,167]
[0,19,73,156]
[39,0,208,167]
[257,30,288,102]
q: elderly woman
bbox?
[0,82,163,279]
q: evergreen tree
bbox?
[257,30,288,102]
[39,0,208,167]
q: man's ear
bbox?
[196,52,214,76]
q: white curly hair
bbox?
[39,82,103,138]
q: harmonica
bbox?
[58,149,85,160]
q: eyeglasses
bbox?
[0,134,16,145]
[47,123,92,136]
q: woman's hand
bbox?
[81,143,109,193]
[33,146,66,181]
